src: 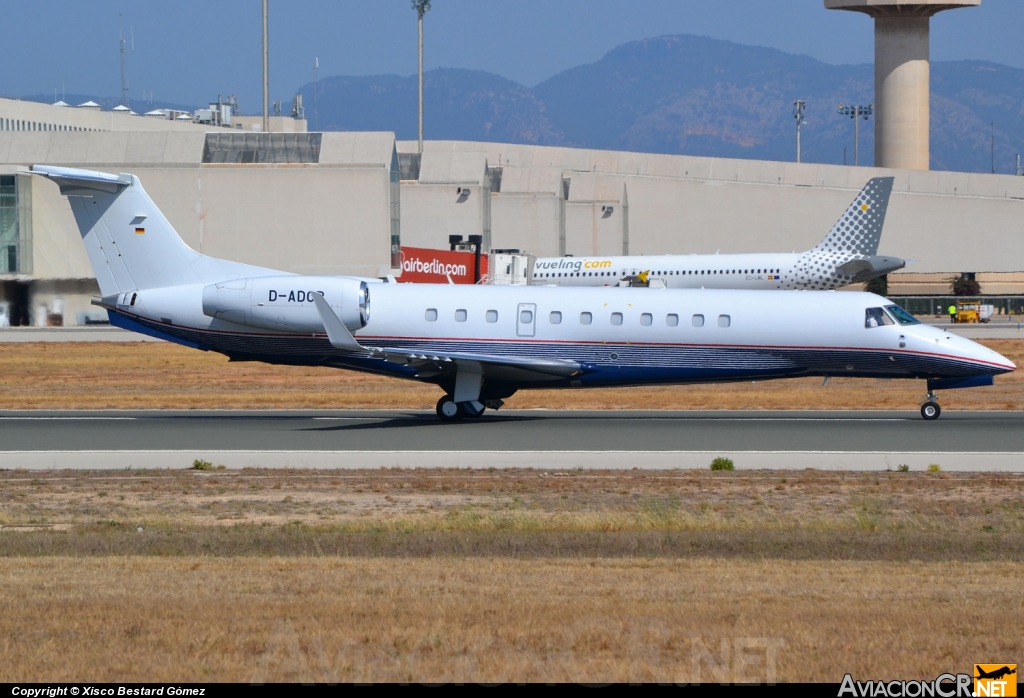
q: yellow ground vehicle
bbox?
[956,299,992,324]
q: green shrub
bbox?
[951,274,980,296]
[864,275,888,296]
[709,457,735,471]
[192,459,213,471]
[897,464,910,472]
[927,464,941,473]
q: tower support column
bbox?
[825,1,981,172]
[875,16,930,170]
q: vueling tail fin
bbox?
[814,177,894,257]
[31,165,203,297]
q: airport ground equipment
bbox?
[956,300,994,324]
[32,165,1013,421]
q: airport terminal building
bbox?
[2,96,1024,326]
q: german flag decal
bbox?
[135,227,145,235]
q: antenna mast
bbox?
[119,17,134,108]
[313,57,319,132]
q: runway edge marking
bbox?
[2,450,1023,472]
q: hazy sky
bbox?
[2,0,1021,112]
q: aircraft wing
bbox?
[312,293,580,382]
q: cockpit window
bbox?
[865,307,894,328]
[884,305,921,326]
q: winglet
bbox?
[312,292,366,352]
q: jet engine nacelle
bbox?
[202,275,370,333]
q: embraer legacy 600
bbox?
[32,166,1012,421]
[533,177,905,290]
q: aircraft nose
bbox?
[970,340,1015,374]
[913,326,1015,375]
[994,350,1016,372]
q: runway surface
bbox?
[2,410,1023,471]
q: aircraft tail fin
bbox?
[31,165,202,297]
[814,176,894,257]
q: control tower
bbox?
[825,1,980,171]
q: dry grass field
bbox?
[3,556,1021,683]
[0,339,1021,411]
[1,469,1022,682]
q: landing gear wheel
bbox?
[921,402,941,420]
[435,396,463,422]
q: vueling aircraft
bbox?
[533,177,904,290]
[32,166,1011,421]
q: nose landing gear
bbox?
[920,390,941,420]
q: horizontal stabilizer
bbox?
[836,255,905,283]
[30,165,132,195]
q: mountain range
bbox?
[21,34,1024,174]
[297,34,1024,174]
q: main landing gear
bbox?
[435,396,486,422]
[920,390,941,421]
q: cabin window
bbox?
[520,309,534,324]
[580,312,592,325]
[666,314,679,327]
[455,309,467,322]
[640,313,653,326]
[610,312,623,326]
[486,310,498,323]
[425,308,438,322]
[549,311,562,324]
[692,314,704,328]
[865,307,894,328]
[718,314,731,328]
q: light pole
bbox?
[991,122,995,174]
[838,103,873,166]
[793,100,806,163]
[262,0,269,134]
[413,1,431,154]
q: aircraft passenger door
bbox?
[517,303,537,337]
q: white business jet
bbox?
[32,166,1012,421]
[533,177,904,290]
